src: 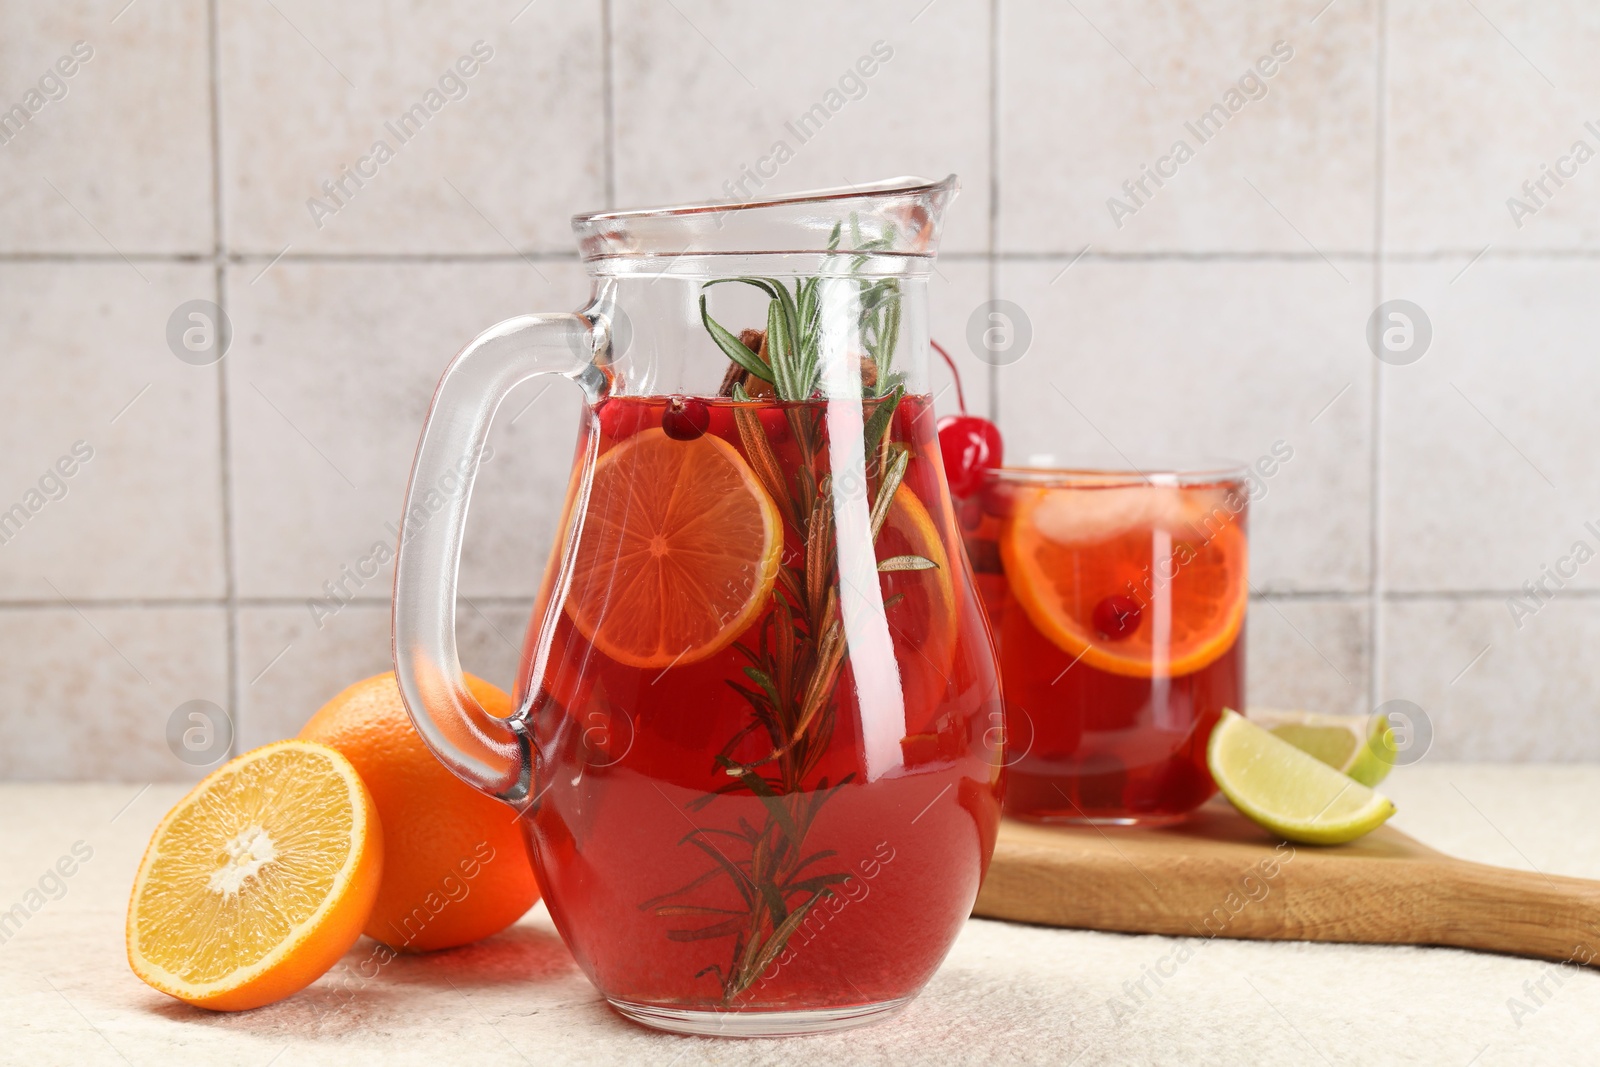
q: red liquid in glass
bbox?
[516,394,1003,1012]
[963,477,1246,823]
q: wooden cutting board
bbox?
[972,800,1600,967]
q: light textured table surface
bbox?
[3,766,1599,1066]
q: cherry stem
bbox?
[930,340,967,415]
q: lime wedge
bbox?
[1249,708,1396,787]
[1208,709,1396,845]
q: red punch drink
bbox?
[393,176,1003,1036]
[518,393,1003,1020]
[961,468,1248,823]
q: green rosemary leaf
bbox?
[675,825,747,848]
[733,404,796,529]
[797,276,817,333]
[869,446,910,541]
[795,594,844,735]
[639,864,728,910]
[826,220,842,251]
[729,926,768,997]
[764,297,796,399]
[796,775,856,830]
[783,848,840,883]
[684,779,751,812]
[682,835,758,908]
[794,279,821,397]
[718,274,805,396]
[797,348,819,402]
[667,918,747,942]
[735,768,803,847]
[859,280,893,311]
[653,904,746,916]
[683,824,762,846]
[877,554,939,572]
[725,679,770,710]
[795,460,817,517]
[702,276,780,299]
[743,666,780,707]
[782,872,856,896]
[877,286,901,380]
[862,384,903,460]
[732,890,835,996]
[700,293,773,383]
[760,882,790,926]
[804,489,833,622]
[717,713,765,754]
[731,380,751,401]
[773,572,805,617]
[773,279,801,352]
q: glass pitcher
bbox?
[391,176,1003,1037]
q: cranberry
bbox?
[937,414,1004,498]
[661,396,710,441]
[1092,595,1143,641]
[894,393,935,441]
[596,397,649,443]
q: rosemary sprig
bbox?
[643,223,940,1004]
[699,218,903,401]
[700,294,772,385]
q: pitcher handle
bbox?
[392,310,605,803]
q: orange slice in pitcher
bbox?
[565,427,782,669]
[1000,486,1247,678]
[879,484,961,738]
[878,484,958,660]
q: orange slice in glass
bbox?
[1000,485,1247,678]
[565,427,782,669]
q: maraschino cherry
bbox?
[932,340,1004,498]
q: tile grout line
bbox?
[986,0,1002,426]
[207,0,242,759]
[1368,0,1389,712]
[0,595,545,609]
[0,252,586,263]
[601,0,617,211]
[10,248,1600,264]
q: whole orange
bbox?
[299,672,539,952]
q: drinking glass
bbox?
[961,465,1249,824]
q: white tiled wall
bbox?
[2,0,1594,778]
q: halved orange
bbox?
[1000,485,1247,678]
[127,740,383,1011]
[564,427,782,669]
